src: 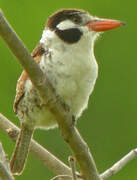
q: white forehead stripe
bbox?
[40,30,54,44]
[57,20,75,30]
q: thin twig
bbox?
[101,148,137,180]
[69,156,77,180]
[0,113,72,177]
[0,9,100,180]
[50,175,72,180]
[0,143,14,180]
[1,114,137,180]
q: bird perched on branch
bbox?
[10,9,124,174]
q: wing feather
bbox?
[14,43,45,113]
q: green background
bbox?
[0,0,137,179]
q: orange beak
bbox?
[85,19,125,32]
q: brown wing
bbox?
[14,43,46,113]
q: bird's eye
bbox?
[72,17,79,23]
[93,19,98,22]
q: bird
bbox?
[10,9,124,174]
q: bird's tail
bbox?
[10,122,34,175]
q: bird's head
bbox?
[44,9,124,45]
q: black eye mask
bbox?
[55,28,83,44]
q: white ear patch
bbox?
[57,20,76,30]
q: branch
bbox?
[0,9,100,180]
[1,113,137,180]
[0,113,72,177]
[101,148,137,179]
[50,175,72,180]
[0,142,15,180]
[68,156,77,180]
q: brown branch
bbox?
[101,148,137,180]
[1,113,137,180]
[50,175,72,180]
[0,142,15,180]
[68,156,77,180]
[0,113,72,177]
[0,9,100,180]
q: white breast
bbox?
[40,29,98,118]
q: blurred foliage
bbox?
[0,0,137,180]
